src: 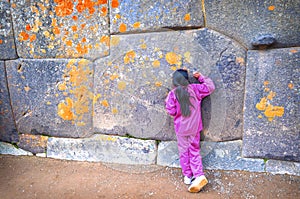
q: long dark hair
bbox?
[172,69,193,117]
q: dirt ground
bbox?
[0,155,299,199]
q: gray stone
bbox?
[94,28,246,141]
[10,0,109,59]
[0,61,18,143]
[266,160,300,176]
[17,134,48,154]
[0,0,17,60]
[47,134,157,165]
[6,59,94,138]
[251,34,276,47]
[243,48,300,162]
[205,0,300,49]
[110,0,203,34]
[157,140,265,172]
[0,141,33,156]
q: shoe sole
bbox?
[188,178,208,193]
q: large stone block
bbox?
[17,134,48,154]
[6,59,94,138]
[266,160,300,176]
[94,28,246,141]
[0,0,17,59]
[0,61,18,143]
[243,48,300,162]
[110,0,203,34]
[157,140,265,172]
[205,0,300,49]
[10,0,109,60]
[47,134,157,165]
[0,141,32,156]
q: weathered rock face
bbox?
[0,0,18,59]
[243,47,300,162]
[94,28,246,141]
[205,0,300,49]
[10,0,109,60]
[5,59,94,138]
[110,0,204,34]
[0,61,18,143]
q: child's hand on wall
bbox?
[193,72,201,79]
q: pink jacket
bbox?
[165,76,215,136]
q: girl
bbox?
[165,69,215,193]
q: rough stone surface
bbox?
[5,59,94,138]
[17,134,48,154]
[243,48,300,162]
[266,160,300,176]
[110,0,203,34]
[10,0,109,60]
[94,28,246,141]
[0,61,18,143]
[157,140,265,172]
[0,0,17,60]
[47,134,157,165]
[0,141,32,156]
[205,0,300,49]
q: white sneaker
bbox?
[184,176,193,185]
[188,175,208,193]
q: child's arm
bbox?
[165,91,177,116]
[192,72,215,99]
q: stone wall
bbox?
[0,0,299,175]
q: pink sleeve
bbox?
[192,76,215,99]
[165,91,177,116]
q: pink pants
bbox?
[177,131,204,178]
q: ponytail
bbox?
[172,70,194,117]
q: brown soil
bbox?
[0,155,299,199]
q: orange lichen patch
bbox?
[268,5,275,11]
[73,87,90,115]
[100,35,110,46]
[24,86,31,92]
[58,97,74,120]
[19,31,30,41]
[93,93,101,105]
[166,52,181,65]
[111,0,119,8]
[29,34,36,42]
[58,82,67,91]
[236,57,245,65]
[110,74,119,80]
[155,81,162,87]
[101,100,109,107]
[184,13,191,21]
[152,60,160,68]
[112,107,118,114]
[69,61,91,87]
[119,23,127,33]
[140,43,147,49]
[101,6,108,16]
[25,24,31,31]
[71,25,78,32]
[133,22,141,28]
[72,15,78,21]
[82,37,87,42]
[111,36,120,46]
[0,39,2,44]
[11,3,17,8]
[290,49,298,53]
[264,104,284,121]
[288,83,294,89]
[51,18,57,26]
[54,0,74,17]
[263,81,269,86]
[116,14,121,19]
[76,0,98,14]
[256,97,267,111]
[53,27,61,35]
[117,81,126,90]
[76,43,89,55]
[124,50,136,64]
[66,40,73,46]
[267,91,276,100]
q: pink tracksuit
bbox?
[165,76,215,178]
